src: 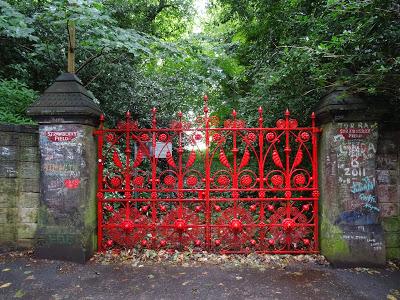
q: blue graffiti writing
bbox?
[359,193,376,203]
[364,203,380,212]
[359,193,380,212]
[350,177,375,193]
[351,177,379,212]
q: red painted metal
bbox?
[94,96,320,253]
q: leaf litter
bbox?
[93,249,329,270]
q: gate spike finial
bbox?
[203,95,209,113]
[232,109,237,118]
[152,107,157,127]
[126,111,131,119]
[311,112,315,127]
[99,114,105,129]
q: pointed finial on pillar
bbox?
[67,20,76,73]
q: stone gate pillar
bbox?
[316,88,386,266]
[27,73,102,263]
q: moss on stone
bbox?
[382,217,400,232]
[386,247,400,259]
[320,212,350,260]
[385,232,400,248]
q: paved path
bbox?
[0,253,399,299]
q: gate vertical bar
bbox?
[151,108,158,241]
[177,112,184,220]
[257,107,265,243]
[151,108,158,233]
[284,109,291,224]
[203,96,211,250]
[124,112,132,221]
[232,110,238,212]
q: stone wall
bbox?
[0,124,40,249]
[376,125,400,259]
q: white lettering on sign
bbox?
[339,128,371,139]
[45,131,78,142]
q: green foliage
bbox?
[104,0,194,40]
[0,79,37,124]
[208,0,400,124]
[0,0,37,40]
[0,0,231,127]
[2,0,399,127]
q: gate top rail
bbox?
[94,95,320,134]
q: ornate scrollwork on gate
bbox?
[94,96,320,254]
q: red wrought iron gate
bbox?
[94,96,320,253]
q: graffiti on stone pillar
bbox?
[333,122,379,224]
[39,125,87,223]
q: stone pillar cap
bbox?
[315,87,386,124]
[27,73,102,126]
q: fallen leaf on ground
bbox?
[14,290,25,298]
[182,281,190,286]
[235,276,243,280]
[291,272,303,276]
[0,282,12,288]
[2,268,10,272]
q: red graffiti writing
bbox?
[64,179,80,189]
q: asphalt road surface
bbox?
[0,252,399,299]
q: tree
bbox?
[0,0,228,126]
[207,0,400,124]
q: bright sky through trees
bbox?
[193,0,208,33]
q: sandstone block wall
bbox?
[376,126,400,259]
[0,124,39,249]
